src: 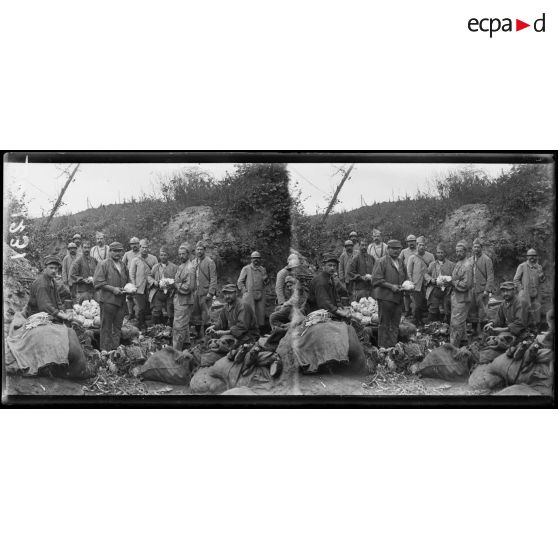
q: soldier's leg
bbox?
[166,294,174,326]
[172,302,193,351]
[111,304,126,349]
[390,302,403,346]
[126,294,135,319]
[450,299,471,347]
[151,290,164,325]
[100,302,117,351]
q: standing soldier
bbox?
[191,241,218,338]
[424,244,455,323]
[367,229,388,260]
[90,232,110,263]
[62,242,79,301]
[513,248,546,327]
[399,234,418,318]
[467,238,495,335]
[173,244,196,351]
[122,237,141,320]
[348,231,360,252]
[93,242,129,351]
[71,234,83,257]
[129,239,158,331]
[70,241,99,303]
[449,241,473,347]
[371,239,408,347]
[349,238,375,301]
[148,246,179,325]
[237,251,269,332]
[406,236,434,326]
[338,240,355,296]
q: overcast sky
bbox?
[4,161,512,217]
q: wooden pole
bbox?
[43,163,80,231]
[320,163,354,226]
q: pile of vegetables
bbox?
[25,312,52,330]
[350,297,379,325]
[71,299,101,328]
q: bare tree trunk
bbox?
[320,163,355,226]
[43,163,80,231]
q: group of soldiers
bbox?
[25,226,548,358]
[27,232,272,353]
[305,229,547,348]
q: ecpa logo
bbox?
[468,13,546,37]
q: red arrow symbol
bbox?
[516,19,530,31]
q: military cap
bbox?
[67,242,77,248]
[526,248,537,256]
[178,243,190,251]
[322,253,339,264]
[287,255,301,269]
[387,239,402,248]
[72,233,81,239]
[251,251,261,258]
[500,281,515,291]
[349,231,358,237]
[344,240,354,247]
[196,240,206,249]
[44,255,61,266]
[221,283,238,293]
[372,229,381,236]
[406,234,417,242]
[129,237,140,244]
[472,238,483,246]
[416,236,426,243]
[456,241,467,249]
[109,241,124,251]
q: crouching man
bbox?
[483,281,530,340]
[206,284,260,346]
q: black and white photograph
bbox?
[3,153,555,402]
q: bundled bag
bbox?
[416,343,474,380]
[138,347,196,384]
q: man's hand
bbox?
[336,308,351,318]
[483,322,494,333]
[113,287,123,296]
[390,284,401,293]
[153,280,159,288]
[86,277,94,284]
[58,311,72,321]
[205,325,216,335]
[205,293,213,301]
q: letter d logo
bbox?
[534,13,546,32]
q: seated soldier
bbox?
[484,281,530,339]
[26,255,72,322]
[269,276,308,331]
[206,284,260,346]
[307,253,351,318]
